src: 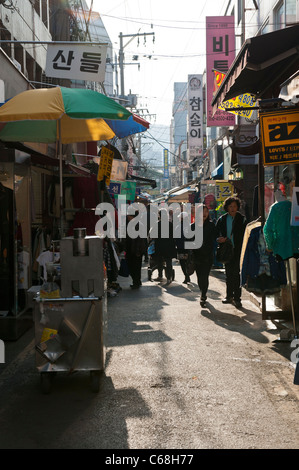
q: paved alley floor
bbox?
[1,261,299,449]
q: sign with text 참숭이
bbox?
[46,44,107,82]
[188,74,203,158]
[260,109,299,166]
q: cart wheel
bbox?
[90,370,101,393]
[40,372,51,394]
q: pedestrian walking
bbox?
[215,196,247,308]
[125,206,147,289]
[149,208,177,285]
[192,205,216,307]
[175,211,191,284]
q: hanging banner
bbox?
[97,146,114,185]
[260,109,299,166]
[213,70,256,119]
[46,44,108,82]
[206,17,235,127]
[188,74,203,158]
[163,149,169,178]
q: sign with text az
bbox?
[260,109,299,166]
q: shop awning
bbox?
[211,24,299,115]
[167,187,196,203]
[211,162,223,178]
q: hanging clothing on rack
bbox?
[241,226,287,294]
[240,217,262,269]
[263,200,299,260]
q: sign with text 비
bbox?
[206,16,235,127]
[260,109,299,166]
[46,44,108,82]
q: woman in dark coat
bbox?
[215,196,247,308]
[175,212,191,284]
[149,208,177,284]
[192,205,216,307]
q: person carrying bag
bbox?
[215,196,247,308]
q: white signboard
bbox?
[187,74,203,159]
[291,187,299,226]
[45,44,108,82]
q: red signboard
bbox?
[206,16,235,127]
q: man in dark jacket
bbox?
[215,196,247,308]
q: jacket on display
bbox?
[263,200,299,260]
[241,226,287,293]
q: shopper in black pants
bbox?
[125,207,147,289]
[215,196,247,308]
[192,205,216,307]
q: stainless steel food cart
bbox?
[34,230,107,393]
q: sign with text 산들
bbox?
[46,44,108,82]
[260,109,299,166]
[97,146,114,185]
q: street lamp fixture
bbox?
[235,167,243,180]
[228,170,234,181]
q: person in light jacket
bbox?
[215,196,247,308]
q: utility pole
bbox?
[119,31,155,99]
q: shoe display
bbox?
[222,298,233,304]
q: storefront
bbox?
[211,24,299,322]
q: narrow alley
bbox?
[1,261,299,450]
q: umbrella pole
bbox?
[58,119,64,237]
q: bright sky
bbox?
[87,0,226,128]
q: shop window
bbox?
[274,0,297,29]
[286,0,297,24]
[275,1,285,29]
[13,41,24,73]
[0,21,11,58]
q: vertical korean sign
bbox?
[188,74,203,160]
[163,149,169,178]
[46,44,108,82]
[206,16,235,127]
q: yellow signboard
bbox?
[97,146,114,185]
[213,69,256,119]
[260,109,299,166]
[219,94,256,119]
